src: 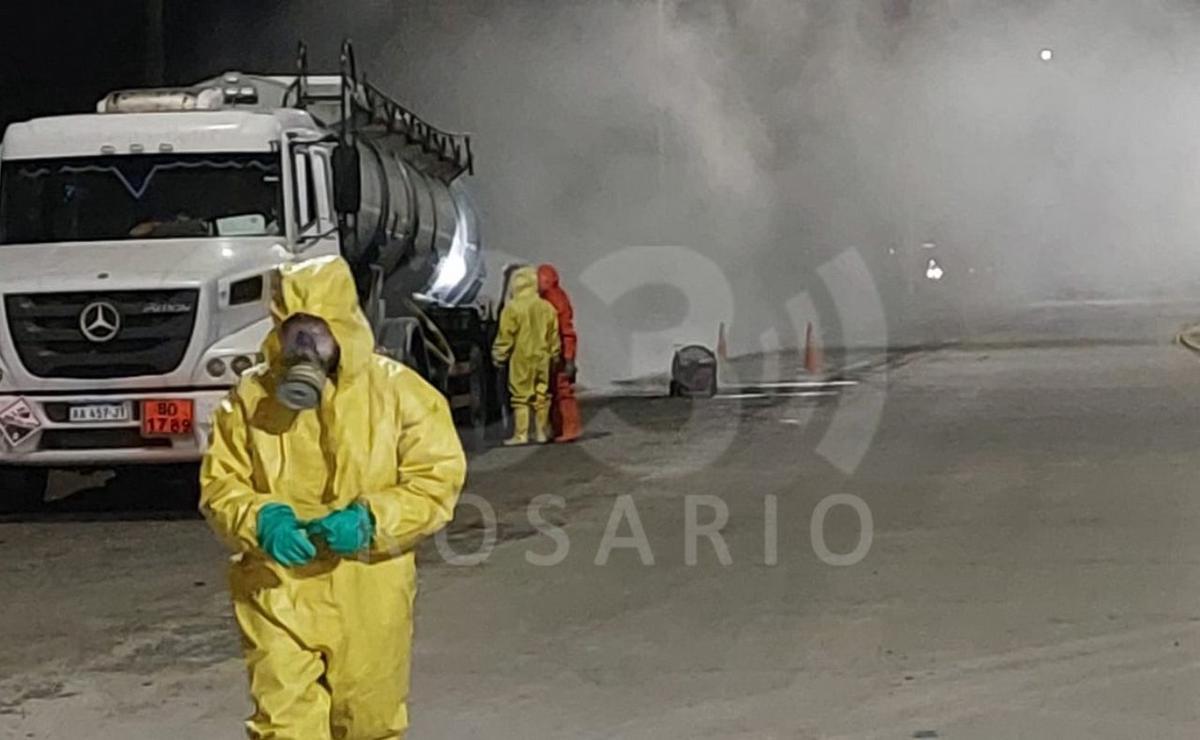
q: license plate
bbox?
[141,399,194,437]
[69,402,131,424]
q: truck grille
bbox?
[40,428,172,450]
[5,289,199,379]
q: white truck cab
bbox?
[0,53,494,511]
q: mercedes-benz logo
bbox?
[79,301,121,343]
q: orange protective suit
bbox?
[537,264,582,443]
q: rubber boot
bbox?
[555,396,582,443]
[504,405,530,446]
[534,403,552,444]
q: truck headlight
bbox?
[206,358,227,378]
[230,355,255,376]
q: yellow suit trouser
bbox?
[230,554,416,740]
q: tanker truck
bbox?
[0,42,499,511]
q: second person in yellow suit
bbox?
[200,256,467,739]
[492,266,560,444]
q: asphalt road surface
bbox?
[4,301,1200,739]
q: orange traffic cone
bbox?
[803,321,824,375]
[717,322,728,362]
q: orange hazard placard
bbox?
[141,399,194,437]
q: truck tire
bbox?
[456,346,489,452]
[0,466,49,514]
[494,364,511,439]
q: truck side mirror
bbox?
[332,143,361,215]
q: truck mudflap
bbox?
[0,389,229,465]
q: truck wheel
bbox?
[0,467,49,514]
[458,346,489,452]
[493,365,511,439]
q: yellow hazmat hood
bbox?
[508,266,538,300]
[262,256,375,379]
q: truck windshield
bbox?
[0,152,283,244]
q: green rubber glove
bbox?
[307,502,374,556]
[257,503,317,567]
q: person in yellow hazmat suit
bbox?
[492,266,560,445]
[200,255,466,740]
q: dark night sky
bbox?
[0,2,150,129]
[0,2,405,128]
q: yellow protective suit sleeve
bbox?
[361,372,467,555]
[199,396,282,553]
[492,304,518,365]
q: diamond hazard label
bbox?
[0,399,40,447]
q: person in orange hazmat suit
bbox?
[537,263,582,442]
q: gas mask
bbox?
[276,314,340,411]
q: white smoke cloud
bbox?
[178,0,1200,382]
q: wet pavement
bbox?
[5,303,1200,738]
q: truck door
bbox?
[289,144,338,257]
